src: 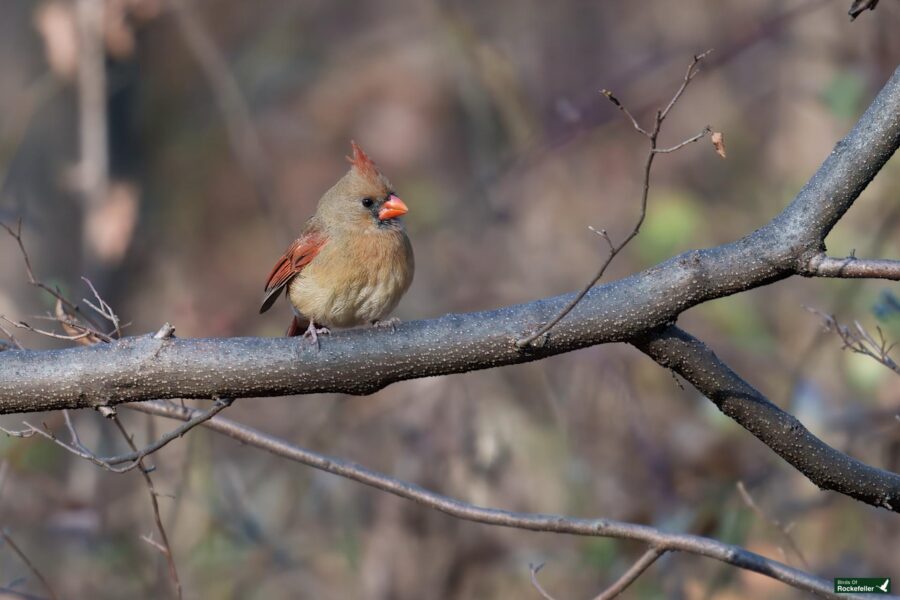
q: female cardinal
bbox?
[259,142,414,345]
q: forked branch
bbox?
[516,51,712,347]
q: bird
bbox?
[260,141,414,346]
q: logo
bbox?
[834,578,891,594]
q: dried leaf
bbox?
[711,131,727,159]
[55,299,105,346]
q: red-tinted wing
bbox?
[259,230,327,314]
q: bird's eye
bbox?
[361,197,374,208]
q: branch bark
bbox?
[807,253,900,280]
[632,325,900,512]
[2,64,897,412]
[128,400,871,600]
[1,65,899,519]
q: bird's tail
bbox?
[286,315,309,337]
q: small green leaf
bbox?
[822,71,868,120]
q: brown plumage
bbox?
[260,142,414,344]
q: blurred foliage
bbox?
[0,0,899,598]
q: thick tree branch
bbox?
[2,65,897,413]
[127,400,867,600]
[632,325,900,513]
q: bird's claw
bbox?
[303,321,331,349]
[372,317,401,332]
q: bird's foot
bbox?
[371,317,401,332]
[302,320,331,349]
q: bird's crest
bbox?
[346,141,380,181]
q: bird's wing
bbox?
[259,228,327,314]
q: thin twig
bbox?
[807,308,899,375]
[530,548,666,600]
[0,530,59,600]
[130,400,861,600]
[653,127,711,153]
[81,276,121,338]
[593,547,666,600]
[659,50,712,121]
[807,254,900,281]
[0,220,112,341]
[737,481,810,569]
[104,398,232,467]
[517,51,712,347]
[0,419,145,473]
[599,91,651,137]
[0,399,232,473]
[141,533,170,554]
[0,221,83,317]
[110,415,182,600]
[0,322,24,350]
[529,563,558,600]
[0,316,96,342]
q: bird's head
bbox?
[318,141,408,232]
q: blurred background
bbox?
[0,0,899,598]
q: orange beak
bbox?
[378,194,408,221]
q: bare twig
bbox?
[81,277,122,338]
[0,322,24,350]
[0,417,141,473]
[530,548,666,600]
[660,50,712,121]
[0,399,232,473]
[0,220,112,341]
[807,309,899,375]
[110,415,182,600]
[104,398,232,467]
[653,127,711,154]
[807,253,900,281]
[0,530,59,600]
[0,315,97,342]
[129,400,862,600]
[0,221,85,318]
[0,240,123,346]
[153,323,176,340]
[141,533,169,554]
[54,299,107,345]
[529,563,557,600]
[737,481,809,569]
[593,547,665,600]
[517,51,712,347]
[599,92,651,137]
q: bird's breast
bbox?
[287,229,414,328]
